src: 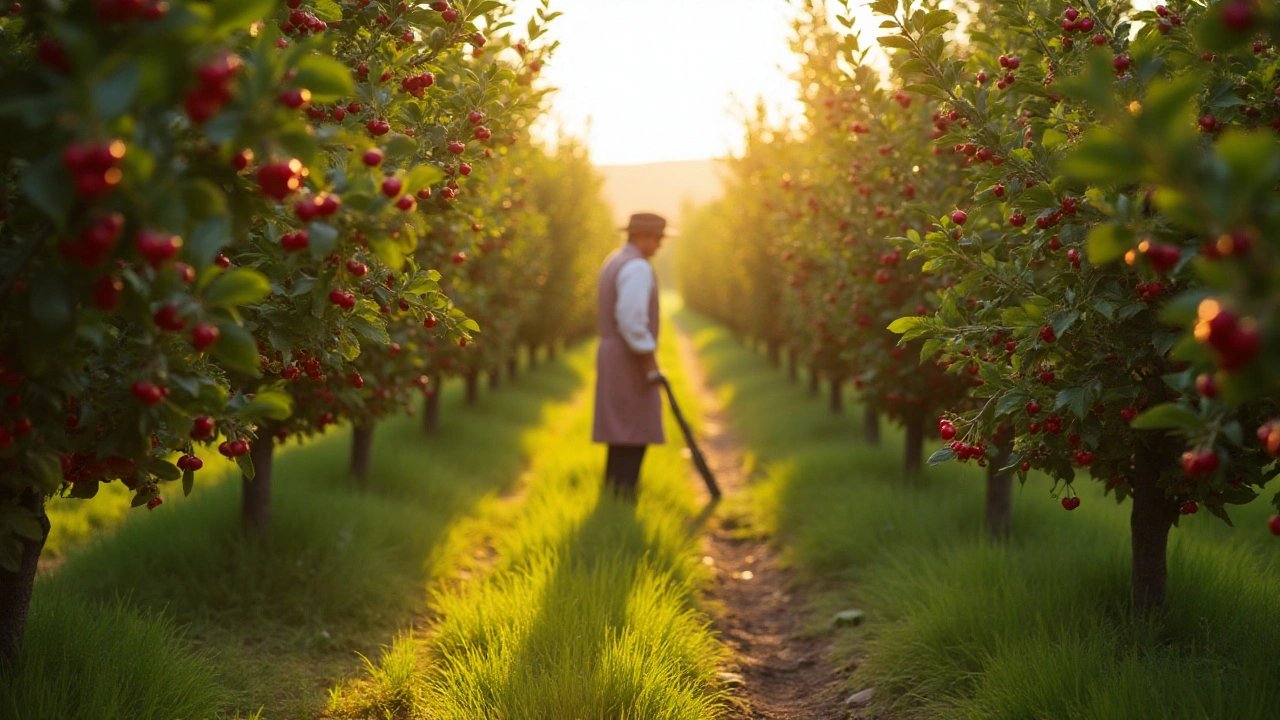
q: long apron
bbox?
[592,244,665,446]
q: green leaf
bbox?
[927,448,956,465]
[293,55,354,103]
[210,0,277,35]
[241,389,293,421]
[1055,387,1092,419]
[404,164,445,192]
[142,458,182,482]
[68,480,100,499]
[1130,402,1202,430]
[919,9,956,33]
[94,61,141,121]
[212,322,261,376]
[20,153,73,224]
[996,389,1035,418]
[187,215,232,271]
[1061,128,1143,184]
[1086,223,1134,265]
[236,453,255,481]
[308,222,340,260]
[183,468,195,497]
[205,269,272,308]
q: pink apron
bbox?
[592,244,664,445]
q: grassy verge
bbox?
[3,352,586,720]
[328,310,728,720]
[679,308,1280,720]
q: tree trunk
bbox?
[808,366,820,397]
[863,406,881,446]
[242,431,275,535]
[488,367,501,391]
[829,377,844,415]
[985,450,1014,541]
[422,387,440,434]
[0,489,49,669]
[351,423,375,486]
[767,340,781,368]
[508,355,518,382]
[464,370,479,405]
[1130,463,1177,617]
[903,411,925,481]
[547,343,558,362]
[787,347,798,383]
[527,344,538,369]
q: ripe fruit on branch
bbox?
[448,141,466,155]
[950,210,967,226]
[423,313,438,329]
[1194,300,1259,371]
[192,323,220,352]
[136,230,182,267]
[153,304,187,332]
[131,381,164,405]
[1039,326,1056,343]
[219,439,249,458]
[329,289,356,309]
[1026,401,1043,416]
[191,416,215,440]
[1181,450,1220,477]
[1181,501,1198,515]
[257,159,305,200]
[367,119,391,136]
[381,177,403,198]
[362,149,383,167]
[1061,496,1081,511]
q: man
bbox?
[593,212,667,499]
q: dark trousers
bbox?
[605,444,647,500]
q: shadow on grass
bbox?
[11,349,588,719]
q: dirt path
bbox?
[675,328,851,720]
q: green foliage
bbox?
[685,307,1280,720]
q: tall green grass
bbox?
[679,308,1280,720]
[330,314,728,720]
[5,352,587,719]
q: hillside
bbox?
[595,159,725,231]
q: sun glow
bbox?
[514,0,880,165]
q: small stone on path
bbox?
[844,688,875,707]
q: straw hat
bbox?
[622,212,673,237]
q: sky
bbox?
[512,0,874,166]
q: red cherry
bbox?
[459,162,473,176]
[939,421,957,440]
[1181,501,1199,515]
[136,230,182,267]
[1061,496,1080,511]
[192,323,220,352]
[350,373,364,389]
[346,260,369,276]
[257,159,304,200]
[1120,408,1137,422]
[468,111,484,124]
[191,416,215,440]
[1220,1,1255,33]
[1009,211,1027,227]
[1064,7,1079,21]
[442,8,458,21]
[1026,401,1043,416]
[363,149,383,166]
[1039,326,1057,344]
[396,195,416,211]
[153,304,187,332]
[279,88,311,109]
[281,231,310,251]
[381,176,403,197]
[423,313,438,329]
[1019,461,1031,472]
[451,251,467,265]
[131,381,164,405]
[93,275,123,311]
[367,119,391,136]
[1195,374,1218,398]
[231,149,254,171]
[1199,115,1218,132]
[950,210,967,226]
[448,141,466,155]
[1269,515,1280,536]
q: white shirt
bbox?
[615,257,657,353]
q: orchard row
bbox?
[678,0,1279,615]
[0,0,615,662]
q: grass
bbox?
[678,307,1280,720]
[4,351,589,719]
[328,308,728,720]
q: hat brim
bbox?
[620,226,678,238]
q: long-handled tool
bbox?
[658,375,721,500]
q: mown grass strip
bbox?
[329,317,728,720]
[680,308,1280,720]
[3,353,586,720]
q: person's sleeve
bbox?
[614,259,657,354]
